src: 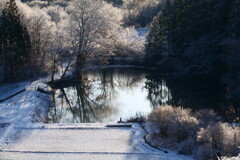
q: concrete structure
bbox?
[0,123,192,160]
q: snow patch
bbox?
[0,78,52,148]
[130,123,194,160]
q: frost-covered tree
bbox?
[0,0,8,13]
[122,0,164,26]
[14,1,70,78]
[114,26,145,57]
[43,5,69,81]
[43,5,68,24]
[20,5,55,72]
[66,0,121,70]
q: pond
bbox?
[48,67,238,123]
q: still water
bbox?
[48,67,236,123]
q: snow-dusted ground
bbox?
[0,81,29,101]
[222,156,240,160]
[0,78,52,148]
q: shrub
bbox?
[148,106,199,147]
[126,112,146,123]
[147,105,240,159]
[197,123,240,159]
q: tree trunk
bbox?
[51,56,56,82]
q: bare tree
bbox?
[66,0,116,70]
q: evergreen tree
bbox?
[168,0,190,55]
[0,0,31,81]
[146,0,234,60]
[160,0,174,55]
[146,0,192,59]
[145,12,163,62]
[145,0,173,62]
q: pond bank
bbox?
[84,65,158,71]
[0,78,52,148]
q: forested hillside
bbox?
[146,0,240,76]
[15,0,164,27]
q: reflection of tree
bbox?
[49,75,118,123]
[165,79,235,120]
[145,76,172,108]
[145,74,238,122]
[49,69,238,123]
[49,68,147,123]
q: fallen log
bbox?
[37,87,53,95]
[0,89,25,103]
[47,79,81,89]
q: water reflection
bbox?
[50,78,118,123]
[145,76,172,107]
[146,73,239,122]
[48,68,239,123]
[48,68,161,123]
